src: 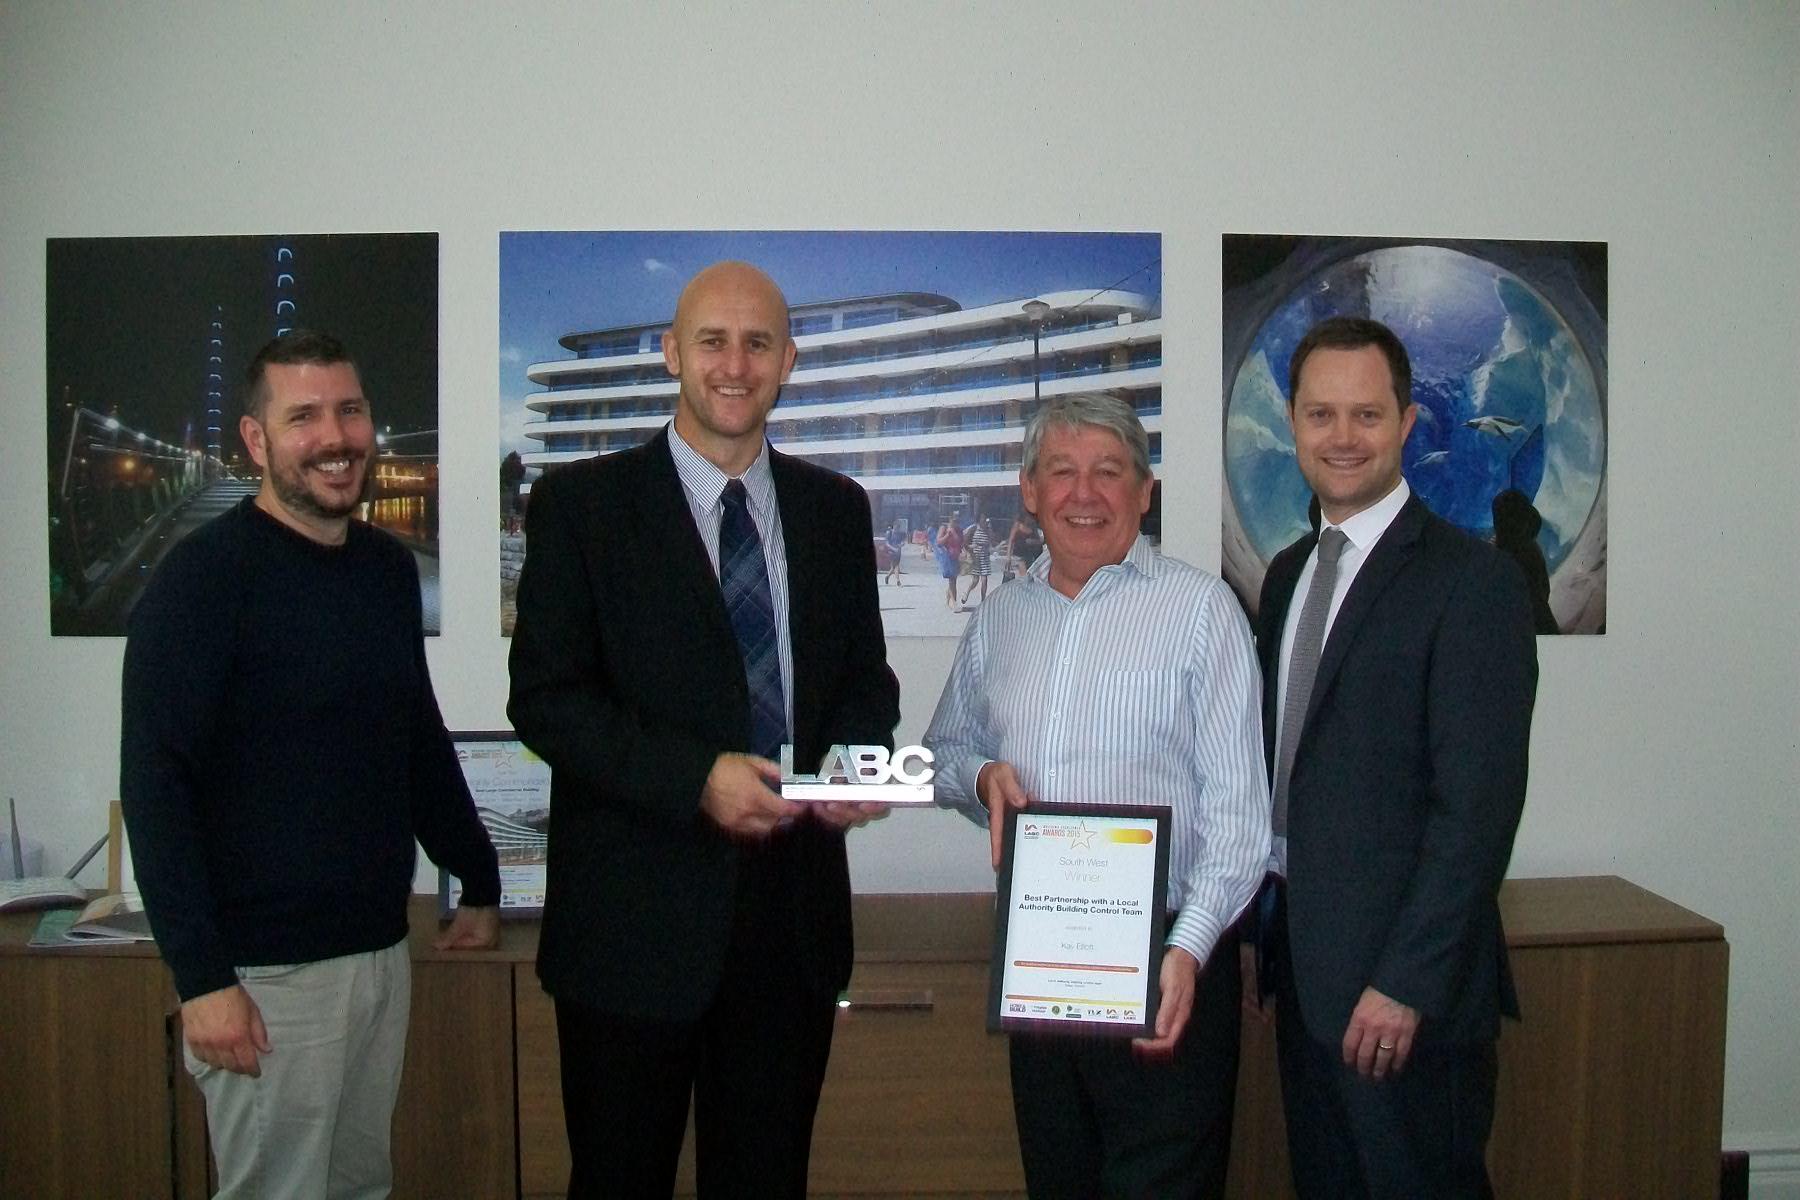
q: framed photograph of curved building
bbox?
[499,230,1163,638]
[1221,234,1607,635]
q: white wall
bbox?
[3,1,1795,1187]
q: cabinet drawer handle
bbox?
[837,988,934,1012]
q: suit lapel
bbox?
[769,450,815,732]
[1259,541,1311,764]
[1304,496,1427,730]
[769,450,809,592]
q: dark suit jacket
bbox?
[507,429,900,1021]
[1256,495,1537,1046]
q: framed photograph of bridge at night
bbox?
[1221,234,1608,635]
[45,233,441,636]
[498,229,1164,640]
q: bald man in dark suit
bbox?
[508,262,899,1198]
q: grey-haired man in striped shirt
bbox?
[926,392,1270,1200]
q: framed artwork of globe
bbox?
[1221,234,1607,635]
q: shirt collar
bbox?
[1029,533,1158,590]
[1329,477,1410,553]
[667,421,776,515]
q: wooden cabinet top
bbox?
[3,875,1720,966]
[1498,874,1722,947]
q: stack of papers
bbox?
[0,875,88,913]
[28,893,154,946]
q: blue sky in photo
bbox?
[498,230,1160,454]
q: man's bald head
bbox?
[671,261,791,342]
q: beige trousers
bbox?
[185,941,411,1200]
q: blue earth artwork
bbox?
[1222,239,1607,634]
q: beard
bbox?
[267,449,370,521]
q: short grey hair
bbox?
[1020,393,1150,480]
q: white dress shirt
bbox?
[1270,478,1411,875]
[925,535,1271,967]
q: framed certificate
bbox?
[437,731,551,918]
[987,803,1172,1038]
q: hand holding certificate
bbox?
[988,803,1172,1038]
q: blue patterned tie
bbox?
[719,480,786,759]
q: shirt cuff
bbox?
[1166,907,1224,969]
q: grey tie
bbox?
[1272,527,1349,837]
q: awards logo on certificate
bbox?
[988,804,1172,1038]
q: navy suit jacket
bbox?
[1256,495,1537,1046]
[508,429,900,1020]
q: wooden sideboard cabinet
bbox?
[1223,876,1730,1199]
[0,915,520,1200]
[0,876,1726,1200]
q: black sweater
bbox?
[121,499,499,1001]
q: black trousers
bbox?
[1008,935,1242,1200]
[1273,906,1499,1200]
[553,852,839,1199]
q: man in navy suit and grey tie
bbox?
[508,261,900,1198]
[1250,316,1538,1198]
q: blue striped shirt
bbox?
[924,536,1271,965]
[666,423,794,740]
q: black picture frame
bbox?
[987,803,1172,1038]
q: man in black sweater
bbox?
[121,330,501,1199]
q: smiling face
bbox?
[1290,344,1416,525]
[1019,422,1153,597]
[662,262,796,475]
[240,360,375,544]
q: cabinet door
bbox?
[809,960,1025,1196]
[0,957,177,1199]
[392,959,517,1199]
[1490,939,1729,1199]
[514,960,1026,1198]
[514,971,567,1200]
